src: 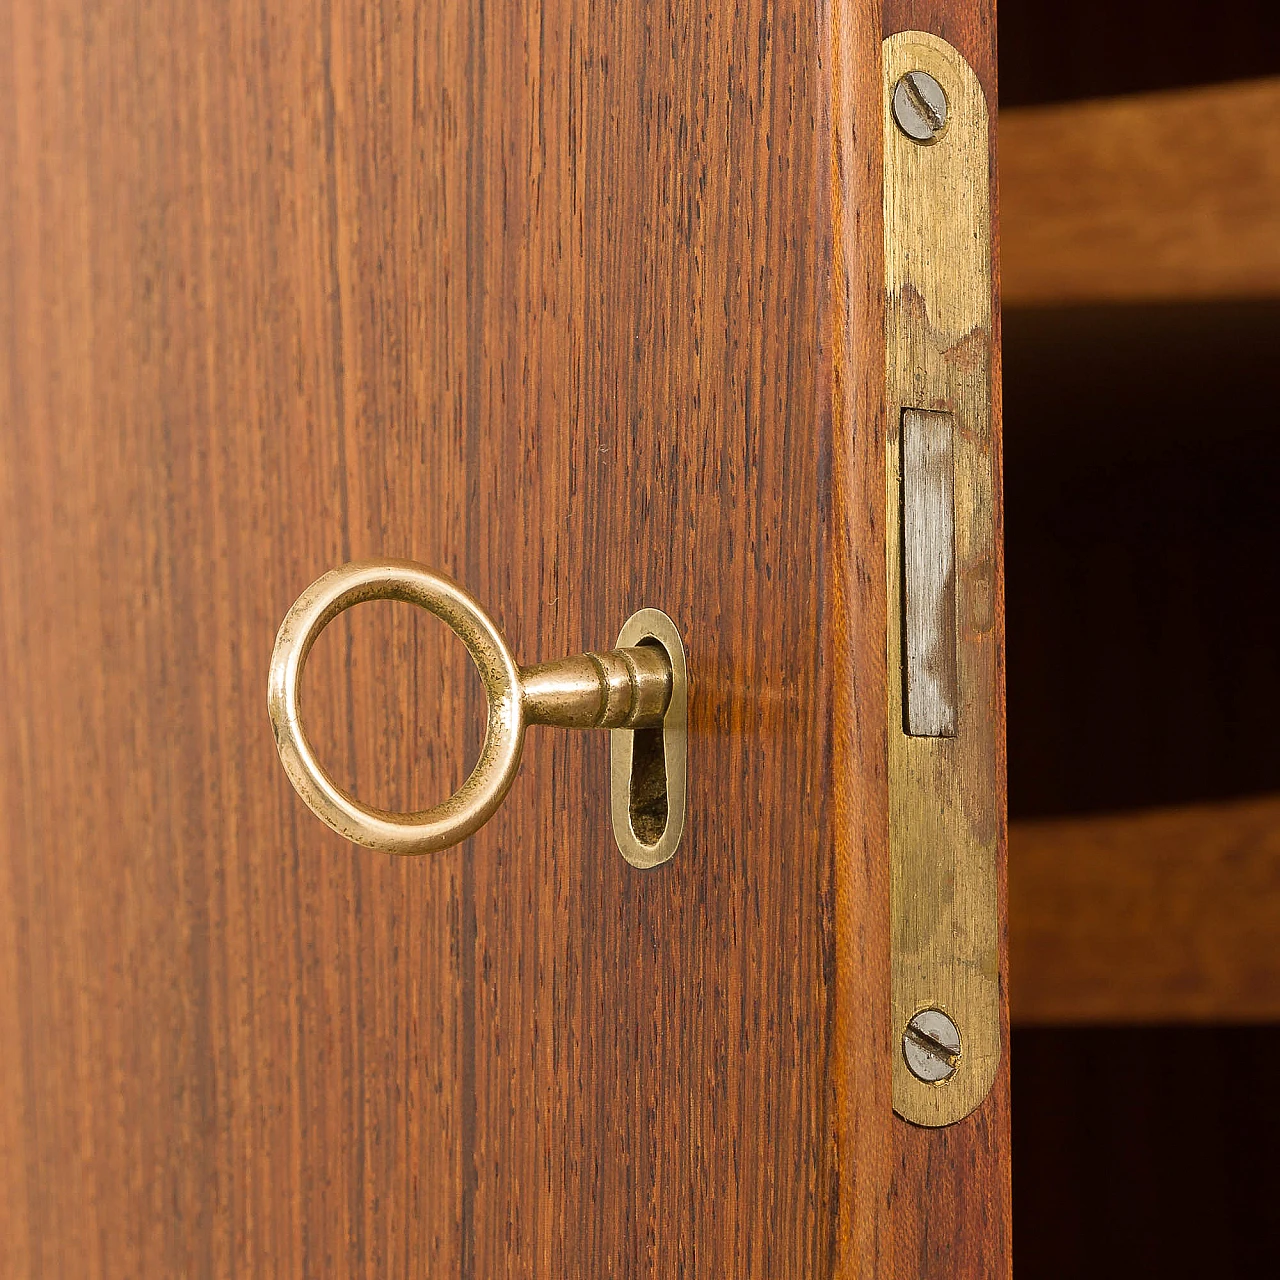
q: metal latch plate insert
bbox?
[884,31,1000,1128]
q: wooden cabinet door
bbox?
[0,0,1007,1275]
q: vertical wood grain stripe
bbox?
[0,0,1009,1273]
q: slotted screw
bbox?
[903,1009,962,1083]
[892,71,948,143]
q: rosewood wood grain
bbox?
[0,0,899,1277]
[1012,795,1280,1024]
[1,0,1004,1274]
[1002,78,1280,304]
[828,2,894,1275]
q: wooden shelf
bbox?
[1010,794,1280,1024]
[1001,77,1280,304]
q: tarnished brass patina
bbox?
[610,609,687,869]
[268,561,684,858]
[884,33,1000,1128]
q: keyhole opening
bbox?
[628,639,670,845]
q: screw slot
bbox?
[903,1009,962,1083]
[892,71,948,144]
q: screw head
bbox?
[892,71,948,143]
[903,1009,962,1083]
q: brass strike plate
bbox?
[884,32,1000,1127]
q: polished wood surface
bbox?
[1,1,1004,1275]
[829,4,895,1274]
[1011,794,1280,1024]
[1002,77,1280,304]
